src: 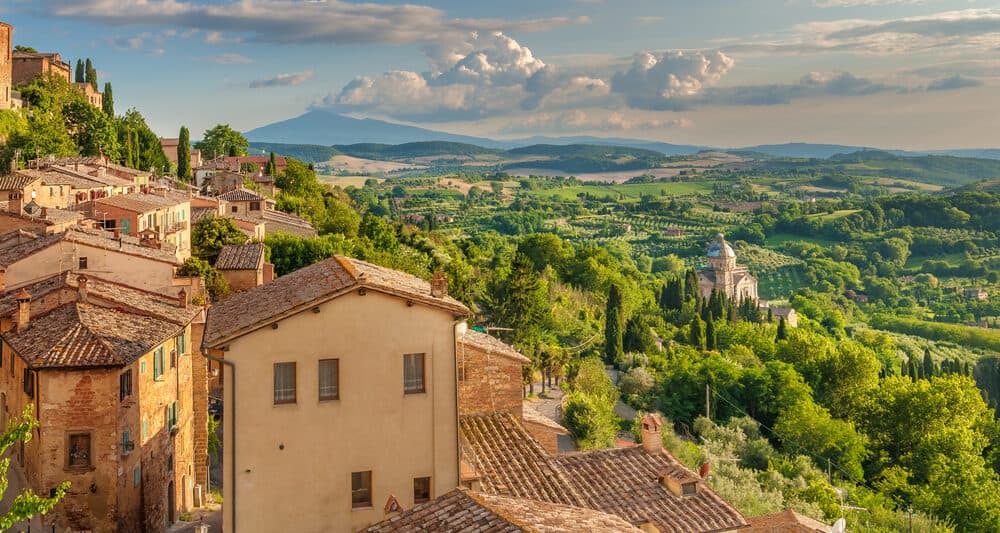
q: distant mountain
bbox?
[245,110,509,148]
[334,142,501,160]
[732,143,877,159]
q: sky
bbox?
[4,0,1000,149]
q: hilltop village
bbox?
[3,13,1000,533]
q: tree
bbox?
[776,316,788,340]
[266,151,277,176]
[102,82,114,116]
[495,252,550,355]
[705,311,717,351]
[195,124,248,158]
[177,126,191,181]
[74,59,84,83]
[689,315,704,350]
[604,284,624,362]
[922,348,935,379]
[0,406,68,529]
[192,217,249,262]
[13,45,37,53]
[84,58,97,90]
[177,257,230,301]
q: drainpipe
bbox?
[204,351,235,533]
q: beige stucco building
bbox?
[203,258,468,533]
[697,233,758,302]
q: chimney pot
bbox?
[430,271,448,299]
[640,413,663,454]
[77,274,88,303]
[15,289,31,332]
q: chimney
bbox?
[8,191,22,215]
[659,471,699,498]
[15,289,31,332]
[177,288,189,310]
[40,206,47,219]
[640,413,663,454]
[0,269,6,292]
[430,271,448,299]
[98,166,106,178]
[77,274,88,303]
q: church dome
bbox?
[707,233,736,258]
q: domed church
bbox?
[697,233,758,301]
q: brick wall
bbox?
[190,319,210,491]
[523,419,564,455]
[220,268,260,293]
[0,24,11,111]
[457,341,523,418]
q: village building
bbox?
[213,243,273,292]
[964,288,989,301]
[202,257,469,533]
[92,192,192,260]
[159,137,203,170]
[202,170,246,194]
[457,328,531,419]
[218,187,273,216]
[75,81,102,108]
[663,227,685,237]
[747,509,833,532]
[193,156,287,189]
[0,205,82,234]
[0,273,200,532]
[11,50,71,86]
[771,306,798,328]
[0,22,12,111]
[0,226,182,295]
[0,169,118,212]
[697,233,758,302]
[365,488,644,533]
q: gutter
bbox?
[203,350,236,533]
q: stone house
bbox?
[159,138,203,170]
[457,328,530,419]
[698,233,758,302]
[0,226,182,295]
[75,81,102,108]
[0,168,124,212]
[202,257,468,533]
[748,509,832,532]
[93,192,192,260]
[0,273,200,533]
[771,306,798,328]
[217,187,273,216]
[214,243,273,293]
[0,206,82,234]
[964,288,989,301]
[11,50,71,86]
[203,171,247,195]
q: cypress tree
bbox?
[85,58,97,90]
[767,307,773,323]
[705,312,717,351]
[776,316,788,340]
[102,82,114,116]
[923,348,935,379]
[689,315,704,350]
[267,151,277,176]
[75,60,85,83]
[604,284,624,363]
[177,126,191,181]
[684,269,699,302]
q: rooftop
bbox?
[707,234,736,259]
[0,226,180,268]
[365,489,643,533]
[95,192,190,213]
[0,172,41,191]
[215,243,264,271]
[747,509,832,533]
[203,255,468,347]
[459,329,531,364]
[218,188,267,203]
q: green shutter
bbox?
[133,466,140,487]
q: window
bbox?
[67,433,91,469]
[22,369,33,399]
[318,359,339,401]
[167,401,178,429]
[351,471,372,508]
[170,349,176,369]
[122,430,132,454]
[167,454,174,472]
[140,359,146,374]
[273,362,296,404]
[176,331,187,356]
[9,353,13,376]
[403,353,425,394]
[133,466,141,487]
[231,206,238,213]
[153,347,164,380]
[413,477,431,504]
[250,201,261,211]
[120,370,132,401]
[142,417,148,442]
[78,257,88,269]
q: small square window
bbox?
[78,257,88,269]
[413,477,431,504]
[67,433,91,469]
[273,362,296,404]
[404,353,425,394]
[351,471,372,508]
[231,206,238,213]
[140,360,146,374]
[318,359,339,401]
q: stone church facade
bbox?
[697,233,758,302]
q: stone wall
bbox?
[0,24,11,111]
[457,341,523,418]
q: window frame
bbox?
[413,476,431,504]
[119,369,133,401]
[318,359,339,402]
[22,368,33,399]
[78,256,88,269]
[273,362,297,405]
[351,471,373,509]
[66,432,92,470]
[403,353,426,394]
[153,347,164,380]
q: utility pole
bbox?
[705,383,710,420]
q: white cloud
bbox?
[611,50,735,110]
[198,53,253,65]
[249,70,315,88]
[499,110,692,134]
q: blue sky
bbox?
[5,0,1000,149]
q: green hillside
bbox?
[249,142,340,163]
[334,141,501,160]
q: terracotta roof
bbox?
[365,489,643,533]
[460,413,586,506]
[522,403,570,433]
[218,188,266,202]
[4,302,185,369]
[0,227,180,268]
[215,243,264,271]
[203,255,468,347]
[461,413,749,533]
[556,447,747,533]
[0,172,41,191]
[747,509,832,533]
[459,329,531,364]
[95,192,189,213]
[191,207,218,224]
